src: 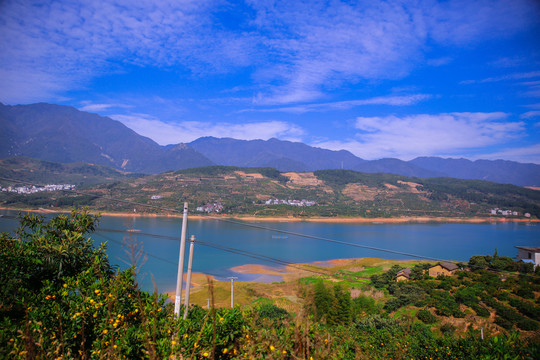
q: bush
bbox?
[508,297,540,319]
[257,303,289,320]
[355,314,402,332]
[352,295,379,317]
[440,323,456,336]
[471,304,490,318]
[495,316,513,330]
[417,309,437,324]
[429,290,464,318]
[516,318,539,331]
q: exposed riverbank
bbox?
[1,206,538,224]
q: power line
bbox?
[94,231,224,279]
[1,212,538,280]
[96,227,540,280]
[1,175,538,279]
[208,216,447,262]
[95,228,332,278]
[1,175,451,263]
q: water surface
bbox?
[1,210,538,293]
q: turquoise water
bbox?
[1,210,539,293]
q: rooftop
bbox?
[515,246,540,253]
[436,261,459,271]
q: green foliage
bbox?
[312,281,352,326]
[351,295,380,317]
[2,214,539,359]
[468,255,490,269]
[417,309,437,324]
[370,264,403,289]
[455,286,480,307]
[440,323,456,336]
[429,290,464,318]
[313,280,332,322]
[329,284,351,326]
[256,303,289,320]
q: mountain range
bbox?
[1,102,539,186]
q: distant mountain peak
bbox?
[1,103,538,186]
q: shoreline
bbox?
[1,206,538,224]
[164,257,433,301]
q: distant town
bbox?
[195,199,317,213]
[490,208,531,218]
[1,184,75,194]
[264,199,317,207]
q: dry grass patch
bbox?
[342,183,377,201]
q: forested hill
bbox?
[2,165,539,219]
[1,102,539,185]
[0,156,142,186]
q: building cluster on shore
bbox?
[1,184,75,194]
[265,199,317,207]
[196,202,224,213]
[490,208,530,218]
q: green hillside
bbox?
[1,210,539,359]
[1,165,539,219]
[0,157,142,186]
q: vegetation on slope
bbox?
[1,165,539,218]
[1,210,539,359]
[0,156,142,186]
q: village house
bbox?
[396,268,411,281]
[428,261,458,277]
[515,246,540,269]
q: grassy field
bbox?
[173,258,431,312]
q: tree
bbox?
[314,280,332,322]
[0,209,113,321]
[468,255,489,269]
[329,284,351,326]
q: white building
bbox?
[516,246,540,269]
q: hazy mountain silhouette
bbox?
[0,102,213,173]
[1,102,539,186]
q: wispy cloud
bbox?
[110,114,304,145]
[314,112,525,160]
[79,102,132,112]
[0,0,247,103]
[249,0,538,104]
[521,111,540,119]
[241,94,432,114]
[461,70,540,85]
[1,0,537,105]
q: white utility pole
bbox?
[174,202,189,318]
[182,235,196,320]
[227,277,238,308]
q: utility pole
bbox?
[227,276,238,308]
[174,202,189,318]
[183,235,196,320]
[206,298,210,309]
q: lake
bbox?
[1,210,539,293]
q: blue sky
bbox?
[1,0,540,163]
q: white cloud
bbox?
[110,114,304,145]
[241,94,432,114]
[79,103,131,112]
[0,0,248,103]
[461,70,540,85]
[249,0,538,104]
[425,0,538,45]
[1,0,537,104]
[314,112,525,160]
[521,111,540,119]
